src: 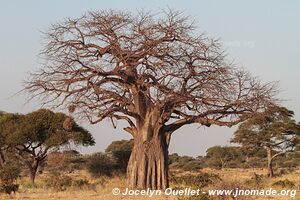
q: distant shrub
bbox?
[72,179,89,187]
[275,168,295,177]
[242,157,266,168]
[170,172,216,200]
[213,181,250,200]
[244,173,265,188]
[169,154,203,171]
[0,163,21,184]
[272,179,295,188]
[181,160,203,171]
[86,153,116,177]
[44,172,73,191]
[44,172,96,191]
[46,151,85,173]
[0,162,21,194]
[94,177,109,188]
[171,173,221,189]
[0,184,19,195]
[72,178,96,190]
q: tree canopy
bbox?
[205,146,244,169]
[25,10,277,135]
[0,109,95,182]
[1,109,94,150]
[231,107,300,154]
[231,106,300,176]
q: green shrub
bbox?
[86,153,116,177]
[0,163,21,184]
[0,162,21,194]
[105,139,134,173]
[181,160,203,171]
[46,151,86,173]
[169,154,204,171]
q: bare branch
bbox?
[25,9,278,135]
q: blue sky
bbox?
[0,0,299,156]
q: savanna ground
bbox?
[1,168,299,200]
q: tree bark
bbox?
[28,159,39,183]
[0,149,5,168]
[127,130,169,190]
[266,147,274,178]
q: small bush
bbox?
[181,160,203,171]
[171,172,215,200]
[213,181,251,200]
[275,168,295,176]
[0,184,19,195]
[169,155,204,171]
[72,179,89,188]
[44,173,73,191]
[0,163,21,184]
[94,177,109,188]
[71,178,95,190]
[171,173,221,188]
[244,173,265,188]
[86,153,116,177]
[272,179,295,188]
[0,162,21,194]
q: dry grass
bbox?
[0,168,299,200]
[202,168,300,200]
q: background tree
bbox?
[25,10,277,189]
[0,109,95,183]
[86,153,116,177]
[231,107,300,177]
[45,150,83,173]
[0,112,5,168]
[169,153,203,171]
[205,146,244,169]
[105,139,133,172]
[0,112,22,169]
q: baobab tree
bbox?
[25,10,277,189]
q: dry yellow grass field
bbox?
[1,168,299,200]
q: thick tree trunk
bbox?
[127,132,169,190]
[266,147,274,178]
